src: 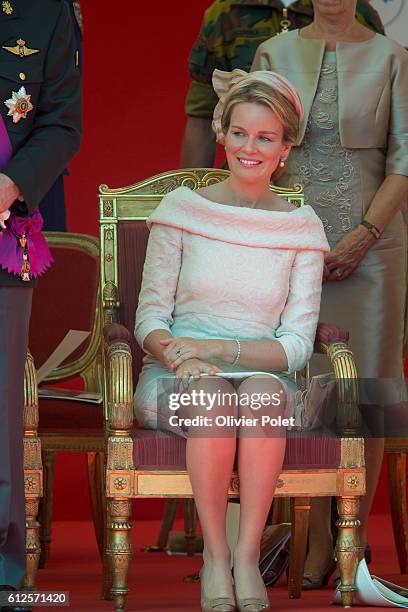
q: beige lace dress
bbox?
[278,51,407,381]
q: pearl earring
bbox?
[279,159,285,168]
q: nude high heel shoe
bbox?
[235,588,270,612]
[200,568,236,612]
[232,568,270,611]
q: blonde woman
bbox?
[134,70,329,611]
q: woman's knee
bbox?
[172,377,238,435]
[236,376,288,436]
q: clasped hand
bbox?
[160,337,221,370]
[323,225,375,282]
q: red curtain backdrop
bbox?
[54,3,402,520]
[65,1,211,236]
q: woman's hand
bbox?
[323,225,376,282]
[175,358,222,387]
[160,337,221,370]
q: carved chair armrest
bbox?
[313,323,361,438]
[103,323,134,435]
[24,350,39,434]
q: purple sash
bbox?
[0,114,52,280]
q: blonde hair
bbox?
[221,81,300,144]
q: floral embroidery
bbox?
[281,54,362,238]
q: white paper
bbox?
[36,330,90,384]
[38,388,102,404]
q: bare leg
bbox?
[233,376,287,603]
[184,378,237,602]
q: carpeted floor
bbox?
[34,514,408,612]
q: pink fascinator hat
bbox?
[212,68,303,144]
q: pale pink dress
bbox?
[134,186,330,433]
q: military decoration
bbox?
[4,87,33,123]
[2,39,40,58]
[2,1,13,15]
[19,233,31,281]
[279,8,292,35]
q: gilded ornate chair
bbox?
[99,169,365,611]
[28,232,105,566]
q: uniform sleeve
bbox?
[3,2,82,212]
[386,52,408,177]
[134,223,183,349]
[185,80,219,119]
[185,3,219,119]
[274,250,324,374]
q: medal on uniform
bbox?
[4,86,33,123]
[279,8,292,34]
[2,1,13,15]
[0,100,52,282]
[2,38,40,58]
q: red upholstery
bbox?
[29,240,99,369]
[117,222,149,387]
[38,399,104,434]
[104,322,133,346]
[132,428,341,471]
[316,323,349,344]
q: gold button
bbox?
[19,72,26,81]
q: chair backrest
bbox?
[29,232,101,388]
[98,168,304,389]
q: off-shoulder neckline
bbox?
[177,186,312,216]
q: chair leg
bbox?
[102,500,113,600]
[38,450,56,568]
[288,497,310,599]
[184,499,197,556]
[275,498,291,524]
[387,452,408,573]
[25,499,41,589]
[336,496,361,607]
[87,451,106,561]
[107,499,132,611]
[154,499,178,551]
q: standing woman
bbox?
[252,0,408,588]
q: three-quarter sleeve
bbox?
[274,250,324,374]
[134,223,183,349]
[386,53,408,177]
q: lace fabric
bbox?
[283,52,363,242]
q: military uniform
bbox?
[38,0,83,232]
[185,0,384,119]
[0,0,81,596]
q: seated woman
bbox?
[134,70,329,612]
